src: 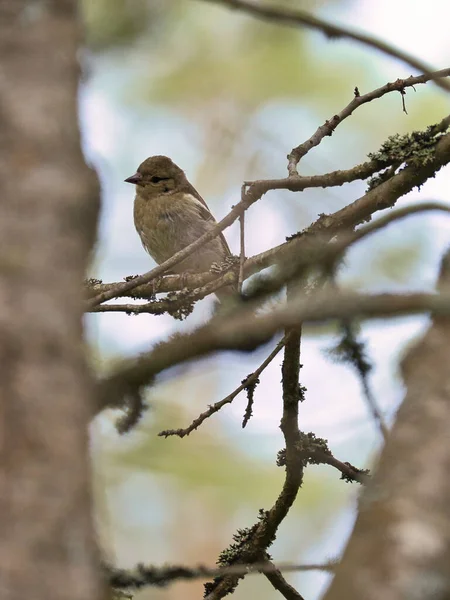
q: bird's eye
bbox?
[150,176,165,184]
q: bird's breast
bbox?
[133,191,227,273]
[133,194,184,264]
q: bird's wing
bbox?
[185,183,232,257]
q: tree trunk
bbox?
[323,253,450,600]
[0,2,102,599]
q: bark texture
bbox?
[0,1,102,599]
[323,256,450,600]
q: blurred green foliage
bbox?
[82,0,159,48]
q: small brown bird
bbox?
[125,155,236,300]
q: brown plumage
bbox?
[125,155,236,301]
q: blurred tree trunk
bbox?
[0,2,102,599]
[323,252,450,600]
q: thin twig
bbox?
[336,320,388,440]
[106,560,336,590]
[263,562,306,600]
[203,0,450,94]
[316,452,369,485]
[400,89,407,114]
[115,388,149,435]
[159,337,285,437]
[363,379,389,439]
[238,192,246,293]
[90,271,237,316]
[287,69,450,173]
[341,201,450,252]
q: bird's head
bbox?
[124,155,186,195]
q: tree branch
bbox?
[159,337,285,437]
[263,562,306,600]
[287,70,450,174]
[317,452,369,485]
[203,288,305,598]
[106,560,335,590]
[96,289,450,414]
[238,210,246,293]
[86,199,251,308]
[333,314,388,440]
[87,194,450,316]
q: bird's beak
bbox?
[124,172,142,185]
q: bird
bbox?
[124,155,236,301]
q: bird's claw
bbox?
[210,255,239,274]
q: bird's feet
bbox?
[210,255,240,274]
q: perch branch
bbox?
[87,124,450,308]
[88,101,449,308]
